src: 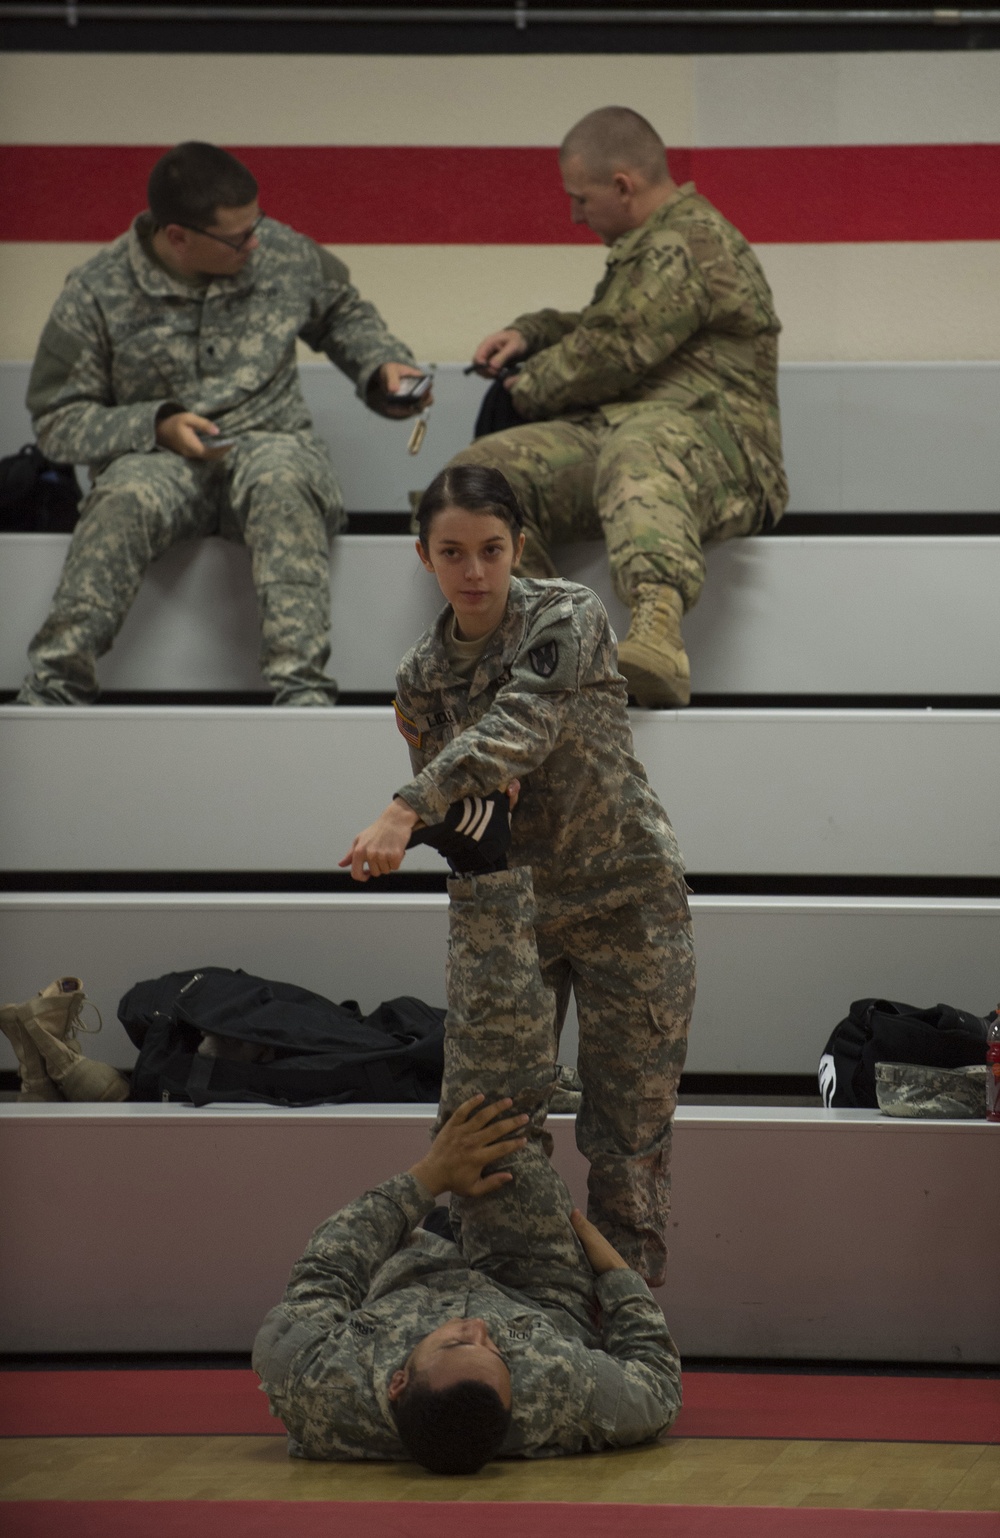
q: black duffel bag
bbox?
[0,443,81,532]
[818,996,990,1109]
[119,966,445,1107]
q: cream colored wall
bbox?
[3,241,999,367]
[1,50,998,366]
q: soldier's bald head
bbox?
[560,107,670,186]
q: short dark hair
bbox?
[392,1375,512,1475]
[148,142,258,229]
[416,464,524,550]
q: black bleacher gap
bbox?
[5,14,999,58]
[4,872,1000,898]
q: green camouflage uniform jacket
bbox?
[26,214,415,473]
[252,1170,682,1460]
[507,182,787,520]
[393,576,683,915]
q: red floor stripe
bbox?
[2,1368,997,1443]
[3,1501,998,1538]
[2,143,1000,244]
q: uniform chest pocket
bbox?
[110,322,197,401]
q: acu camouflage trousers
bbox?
[439,866,599,1330]
[443,865,693,1290]
[19,430,344,706]
[451,403,770,612]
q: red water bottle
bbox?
[987,1012,1000,1122]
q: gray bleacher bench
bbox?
[1,1100,996,1362]
[4,358,1000,514]
[2,358,999,699]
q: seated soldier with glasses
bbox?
[18,140,426,707]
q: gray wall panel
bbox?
[4,359,999,514]
[2,895,997,1077]
[5,707,996,876]
[1,1103,996,1361]
[4,534,1000,696]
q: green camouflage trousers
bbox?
[440,867,599,1331]
[18,430,344,706]
[451,404,769,612]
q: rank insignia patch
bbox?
[393,699,422,749]
[529,641,558,678]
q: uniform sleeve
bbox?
[582,1269,683,1448]
[509,240,710,421]
[27,285,180,464]
[508,307,583,354]
[395,596,603,825]
[298,243,417,412]
[271,1172,434,1328]
[252,1173,433,1462]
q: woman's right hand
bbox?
[339,799,420,882]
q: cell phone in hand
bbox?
[196,432,236,450]
[392,374,432,400]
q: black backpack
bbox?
[0,444,81,532]
[119,966,445,1107]
[818,997,991,1109]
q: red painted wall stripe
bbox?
[2,143,999,243]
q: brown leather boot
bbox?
[616,584,691,708]
[20,977,129,1102]
[0,999,61,1101]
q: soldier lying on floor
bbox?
[253,802,682,1474]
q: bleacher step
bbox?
[1,1101,995,1362]
[3,892,998,1077]
[3,705,999,876]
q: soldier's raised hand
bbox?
[410,1094,529,1198]
[472,328,527,376]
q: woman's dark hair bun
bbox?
[416,464,525,548]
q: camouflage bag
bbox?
[875,1061,989,1119]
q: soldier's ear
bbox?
[388,1367,410,1401]
[512,531,526,569]
[415,538,436,574]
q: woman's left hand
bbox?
[339,799,420,882]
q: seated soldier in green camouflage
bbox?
[17,141,426,707]
[252,823,682,1474]
[451,106,788,707]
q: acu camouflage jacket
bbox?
[394,577,683,914]
[253,1172,682,1460]
[26,214,415,472]
[508,182,788,519]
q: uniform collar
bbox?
[416,575,529,699]
[606,180,696,267]
[127,211,260,301]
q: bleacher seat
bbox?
[3,358,1000,514]
[4,532,1000,697]
[1,1100,996,1361]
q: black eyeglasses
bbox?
[178,213,264,252]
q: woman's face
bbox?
[417,506,526,639]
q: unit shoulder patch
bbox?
[528,641,558,679]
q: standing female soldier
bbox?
[343,464,695,1287]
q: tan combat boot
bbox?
[616,583,692,708]
[19,977,129,1102]
[0,998,62,1101]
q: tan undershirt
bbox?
[443,613,500,680]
